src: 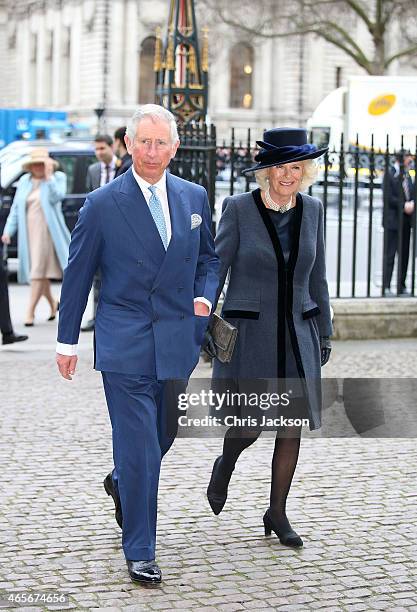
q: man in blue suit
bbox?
[56,105,219,585]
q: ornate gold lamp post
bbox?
[154,0,209,124]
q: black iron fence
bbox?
[172,126,417,299]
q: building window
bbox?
[336,66,342,88]
[138,36,156,104]
[230,43,254,109]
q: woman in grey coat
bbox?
[206,128,332,548]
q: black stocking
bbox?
[217,425,262,487]
[268,424,302,532]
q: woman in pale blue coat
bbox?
[1,149,70,325]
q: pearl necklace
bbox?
[265,187,294,213]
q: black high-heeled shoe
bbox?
[48,300,59,321]
[206,455,234,515]
[263,509,303,548]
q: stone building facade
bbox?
[0,0,414,140]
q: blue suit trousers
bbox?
[102,372,181,560]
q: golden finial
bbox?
[166,26,175,71]
[153,26,163,72]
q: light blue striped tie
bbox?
[148,185,168,250]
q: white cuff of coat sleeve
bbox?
[194,297,212,313]
[56,342,78,356]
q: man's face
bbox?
[404,154,413,169]
[95,141,114,164]
[125,117,179,184]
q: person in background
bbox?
[0,250,28,345]
[1,149,69,326]
[383,151,415,296]
[85,134,118,192]
[114,127,132,177]
[82,134,119,332]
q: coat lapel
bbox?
[114,168,166,266]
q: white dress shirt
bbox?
[56,169,211,356]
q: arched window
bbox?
[230,43,254,109]
[138,36,156,104]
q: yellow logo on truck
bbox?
[368,94,396,115]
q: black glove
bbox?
[320,336,332,366]
[202,329,217,359]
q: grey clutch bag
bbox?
[209,313,238,363]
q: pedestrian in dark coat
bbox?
[382,152,415,295]
[206,128,332,548]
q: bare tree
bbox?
[201,0,417,75]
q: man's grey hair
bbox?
[255,159,319,192]
[126,104,179,143]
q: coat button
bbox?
[153,315,159,322]
[177,286,184,292]
[185,257,191,262]
[137,260,143,265]
[180,314,185,320]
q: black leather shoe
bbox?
[81,319,95,332]
[263,509,303,548]
[103,472,123,528]
[2,332,29,345]
[127,560,162,585]
[206,455,234,515]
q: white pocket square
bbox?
[191,213,202,229]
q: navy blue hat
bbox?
[242,128,328,175]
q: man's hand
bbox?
[404,201,415,215]
[1,234,11,245]
[194,301,210,316]
[56,353,78,380]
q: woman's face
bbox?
[29,162,45,179]
[268,162,304,199]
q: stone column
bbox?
[19,16,31,106]
[69,3,81,107]
[51,6,61,107]
[35,12,45,106]
[124,0,138,106]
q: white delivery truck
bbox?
[307,76,417,152]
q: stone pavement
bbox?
[0,284,417,611]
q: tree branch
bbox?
[385,44,417,68]
[317,19,370,61]
[343,0,373,29]
[312,28,372,72]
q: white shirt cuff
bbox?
[194,297,212,313]
[56,342,78,356]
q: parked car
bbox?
[0,140,96,268]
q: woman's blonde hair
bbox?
[254,159,319,192]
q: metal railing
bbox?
[172,126,417,299]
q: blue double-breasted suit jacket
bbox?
[57,168,219,378]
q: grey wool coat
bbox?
[212,188,333,430]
